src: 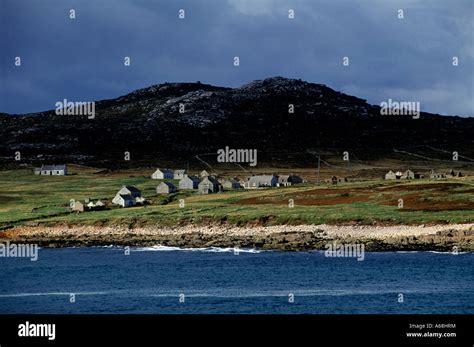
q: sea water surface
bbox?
[1,247,473,314]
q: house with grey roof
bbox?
[151,168,174,179]
[278,175,290,186]
[221,178,241,189]
[278,174,303,187]
[179,175,201,190]
[34,164,68,176]
[116,185,142,198]
[112,194,136,207]
[198,176,223,194]
[112,185,143,207]
[401,169,415,179]
[157,181,177,194]
[174,169,187,180]
[245,175,278,189]
[385,170,396,180]
[429,170,446,179]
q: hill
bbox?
[1,77,473,168]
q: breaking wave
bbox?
[131,245,262,253]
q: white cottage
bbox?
[174,169,187,180]
[112,185,143,207]
[34,164,68,176]
[112,194,136,207]
[151,168,174,179]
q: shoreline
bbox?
[1,223,472,252]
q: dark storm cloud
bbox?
[0,0,472,116]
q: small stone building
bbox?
[34,164,68,176]
[429,170,446,179]
[401,170,415,179]
[179,175,201,189]
[385,170,396,180]
[245,175,278,188]
[157,181,177,194]
[222,178,241,189]
[112,194,136,207]
[151,168,174,179]
[112,185,142,207]
[116,185,142,199]
[198,176,222,194]
[174,169,187,180]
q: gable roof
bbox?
[154,168,173,174]
[122,185,141,194]
[248,175,276,184]
[278,175,290,182]
[159,181,176,188]
[182,175,201,183]
[118,194,134,201]
[202,176,220,185]
[175,169,186,174]
[39,164,67,171]
[224,178,239,183]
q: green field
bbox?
[0,167,473,229]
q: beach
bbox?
[1,223,472,251]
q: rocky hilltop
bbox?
[1,77,472,168]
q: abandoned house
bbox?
[401,170,415,179]
[34,164,68,176]
[385,170,397,180]
[245,175,278,188]
[429,170,446,179]
[112,194,136,207]
[179,175,201,189]
[221,178,241,189]
[157,181,177,194]
[174,169,187,180]
[151,168,174,179]
[447,169,463,178]
[198,176,223,194]
[116,185,142,198]
[112,185,143,207]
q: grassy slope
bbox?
[0,168,473,228]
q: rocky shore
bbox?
[1,223,473,251]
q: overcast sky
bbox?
[1,0,473,116]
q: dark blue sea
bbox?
[1,247,473,314]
